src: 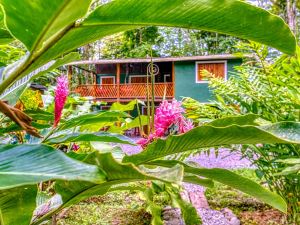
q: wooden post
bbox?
[67,66,73,90]
[93,74,97,85]
[172,62,175,98]
[116,63,121,101]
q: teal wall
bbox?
[174,59,242,102]
[96,74,128,84]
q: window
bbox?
[195,61,227,83]
[100,76,115,84]
[129,75,149,83]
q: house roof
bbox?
[68,54,242,66]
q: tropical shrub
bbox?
[0,0,298,224]
[208,42,300,223]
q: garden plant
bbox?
[0,0,299,225]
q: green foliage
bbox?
[123,120,300,164]
[276,158,300,175]
[146,160,287,213]
[0,144,105,189]
[209,42,300,223]
[0,43,26,66]
[56,111,129,131]
[0,1,298,224]
[0,185,37,225]
[205,169,265,212]
[19,89,43,110]
[101,26,163,58]
[0,0,296,99]
[159,28,240,57]
[56,192,151,225]
[45,132,134,145]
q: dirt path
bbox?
[121,141,253,225]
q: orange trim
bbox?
[116,63,121,101]
[172,62,175,98]
[74,83,174,100]
[68,66,73,90]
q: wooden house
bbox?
[68,55,242,106]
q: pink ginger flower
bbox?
[154,99,193,137]
[72,144,80,151]
[136,99,193,148]
[54,75,69,127]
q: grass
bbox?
[205,169,264,213]
[205,168,286,225]
[55,169,286,225]
[57,191,151,225]
[56,189,170,225]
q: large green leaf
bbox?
[0,144,106,189]
[143,187,164,225]
[65,0,297,57]
[147,160,287,213]
[0,0,296,96]
[0,185,37,225]
[167,186,201,225]
[0,10,13,44]
[0,52,80,104]
[0,0,92,51]
[32,153,175,224]
[207,114,260,127]
[0,29,13,45]
[46,132,135,145]
[0,122,50,135]
[183,175,214,188]
[37,0,295,68]
[123,122,300,164]
[25,109,54,121]
[57,111,130,131]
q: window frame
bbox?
[100,76,116,85]
[195,60,228,84]
[129,75,147,83]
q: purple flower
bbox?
[54,75,69,127]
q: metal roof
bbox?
[68,54,242,65]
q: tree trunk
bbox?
[51,214,57,225]
[286,0,297,35]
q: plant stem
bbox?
[150,49,155,133]
[136,99,144,136]
[41,127,56,143]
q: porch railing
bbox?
[74,83,174,100]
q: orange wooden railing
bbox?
[74,83,174,100]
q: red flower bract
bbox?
[137,99,193,148]
[54,75,69,127]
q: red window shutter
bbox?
[197,62,225,81]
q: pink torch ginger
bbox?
[137,99,193,148]
[54,75,69,127]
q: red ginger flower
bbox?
[137,99,193,148]
[54,75,69,127]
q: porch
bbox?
[68,59,175,101]
[74,82,174,102]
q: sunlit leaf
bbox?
[46,132,135,145]
[0,185,37,225]
[124,122,300,164]
[0,144,106,189]
[147,160,287,213]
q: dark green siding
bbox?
[174,59,242,102]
